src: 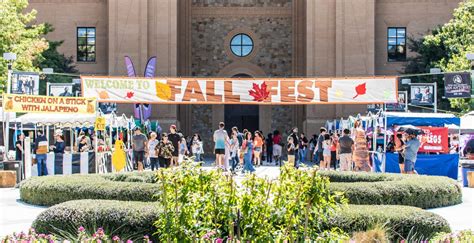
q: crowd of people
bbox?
[16,120,423,176]
[125,120,387,174]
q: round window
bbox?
[230,34,254,57]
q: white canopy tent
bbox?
[460,111,474,133]
[12,113,96,127]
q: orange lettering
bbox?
[206,81,223,102]
[167,79,182,101]
[297,80,315,102]
[280,81,296,103]
[182,80,205,102]
[315,80,332,102]
[224,81,240,102]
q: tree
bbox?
[0,0,49,93]
[34,25,79,95]
[405,0,474,113]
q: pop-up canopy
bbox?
[13,113,96,127]
[384,112,460,127]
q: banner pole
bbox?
[433,82,438,113]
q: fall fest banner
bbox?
[81,76,398,104]
[3,94,97,114]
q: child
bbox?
[178,137,188,163]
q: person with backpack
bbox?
[35,130,48,176]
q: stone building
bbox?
[28,0,461,151]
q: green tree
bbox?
[0,0,49,93]
[34,27,79,95]
[405,0,474,113]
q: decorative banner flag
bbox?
[81,76,398,104]
[3,94,96,114]
[444,72,472,98]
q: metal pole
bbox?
[382,114,387,173]
[433,82,438,113]
[4,66,12,160]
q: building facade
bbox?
[28,0,461,150]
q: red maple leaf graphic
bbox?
[248,82,270,102]
[125,91,134,99]
[353,83,367,99]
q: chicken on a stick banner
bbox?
[81,76,398,104]
[2,94,96,114]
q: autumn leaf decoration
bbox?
[353,83,367,99]
[248,82,270,102]
[125,91,134,99]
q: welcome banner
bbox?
[3,94,96,114]
[81,76,398,104]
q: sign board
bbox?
[2,94,96,114]
[386,91,407,111]
[11,72,40,95]
[444,72,471,98]
[47,83,75,97]
[81,76,398,104]
[95,116,106,131]
[410,84,435,106]
[396,126,448,153]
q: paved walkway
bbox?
[1,166,473,237]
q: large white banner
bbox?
[81,76,398,104]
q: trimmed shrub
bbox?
[326,205,450,241]
[319,171,462,209]
[20,170,462,209]
[20,174,160,206]
[32,200,450,241]
[32,200,160,241]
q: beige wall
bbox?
[374,0,461,75]
[29,0,108,75]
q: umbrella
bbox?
[396,125,419,132]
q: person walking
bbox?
[147,132,160,171]
[314,128,327,166]
[168,125,181,166]
[213,122,228,168]
[395,133,405,173]
[156,133,175,168]
[15,134,25,162]
[309,134,318,163]
[232,127,244,165]
[132,127,148,171]
[298,133,308,165]
[287,136,296,167]
[321,134,332,170]
[272,130,282,165]
[337,129,355,171]
[330,133,339,169]
[403,130,421,174]
[35,130,48,176]
[229,132,240,174]
[242,131,256,173]
[253,131,263,167]
[289,128,300,164]
[265,133,273,165]
[191,134,204,162]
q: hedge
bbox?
[20,171,462,209]
[319,171,462,209]
[32,200,450,241]
[19,174,160,206]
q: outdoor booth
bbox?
[375,112,461,179]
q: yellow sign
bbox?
[95,116,106,131]
[3,94,96,114]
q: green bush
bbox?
[20,174,160,206]
[32,200,160,241]
[319,171,462,209]
[33,200,449,241]
[326,205,450,241]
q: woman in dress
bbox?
[321,134,332,170]
[242,131,256,174]
[253,131,263,167]
[352,120,371,172]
